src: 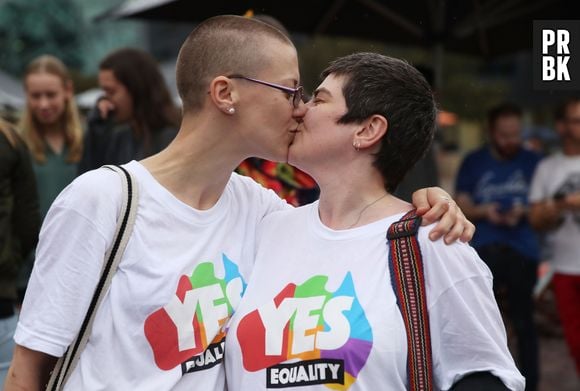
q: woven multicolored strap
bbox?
[387,210,434,391]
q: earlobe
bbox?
[209,76,237,114]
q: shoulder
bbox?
[52,165,123,216]
[415,224,491,288]
[261,203,307,224]
[459,147,488,170]
[229,172,290,209]
[257,204,309,240]
[519,148,542,163]
[465,147,488,161]
[534,153,560,175]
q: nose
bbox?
[39,96,50,109]
[292,99,308,120]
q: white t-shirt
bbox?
[15,161,289,391]
[225,202,525,391]
[529,152,580,274]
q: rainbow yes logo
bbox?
[144,255,246,373]
[237,273,372,389]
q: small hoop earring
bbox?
[227,107,235,114]
[353,141,360,151]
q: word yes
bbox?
[259,295,354,356]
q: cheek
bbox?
[27,98,41,111]
[53,95,68,113]
[120,93,134,115]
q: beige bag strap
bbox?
[46,165,139,390]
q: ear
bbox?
[353,114,388,150]
[208,76,238,114]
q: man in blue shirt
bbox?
[455,103,541,391]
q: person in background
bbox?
[0,118,40,387]
[17,54,83,299]
[529,97,580,375]
[225,52,522,391]
[455,103,541,390]
[78,48,180,173]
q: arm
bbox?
[529,199,562,231]
[450,371,509,390]
[455,193,499,222]
[78,99,116,175]
[529,192,580,231]
[12,171,120,385]
[4,344,58,391]
[12,139,41,256]
[422,240,525,391]
[411,187,475,244]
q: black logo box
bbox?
[533,20,580,90]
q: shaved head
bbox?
[176,15,294,113]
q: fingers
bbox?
[411,188,431,215]
[422,197,455,241]
[459,218,475,242]
[97,98,115,119]
[423,198,475,244]
[443,209,468,244]
[421,195,453,226]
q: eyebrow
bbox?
[313,87,332,97]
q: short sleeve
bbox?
[14,169,122,357]
[418,232,525,390]
[529,159,549,203]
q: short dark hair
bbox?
[487,103,522,130]
[555,97,580,121]
[176,15,293,112]
[321,52,436,193]
[99,48,180,139]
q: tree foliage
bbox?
[0,0,84,76]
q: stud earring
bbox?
[353,141,360,151]
[227,107,235,114]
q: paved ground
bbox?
[503,287,580,390]
[535,290,579,391]
[538,334,579,390]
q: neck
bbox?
[40,123,66,154]
[40,122,63,136]
[315,163,408,230]
[140,113,250,211]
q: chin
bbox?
[287,154,303,170]
[37,117,59,126]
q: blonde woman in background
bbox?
[17,55,83,299]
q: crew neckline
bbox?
[307,200,408,241]
[126,160,230,225]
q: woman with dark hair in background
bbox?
[79,47,181,173]
[0,119,40,387]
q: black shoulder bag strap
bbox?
[46,165,139,390]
